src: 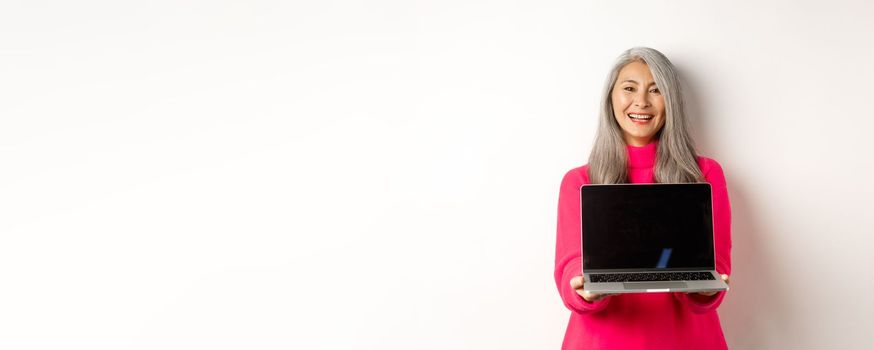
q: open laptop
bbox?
[580,183,729,294]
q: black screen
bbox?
[581,184,714,271]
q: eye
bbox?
[650,88,660,94]
[623,86,635,92]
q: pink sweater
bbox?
[554,141,732,349]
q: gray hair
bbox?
[588,47,704,184]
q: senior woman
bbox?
[554,47,732,349]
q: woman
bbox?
[554,47,732,349]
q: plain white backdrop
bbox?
[2,1,873,349]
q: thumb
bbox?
[569,276,584,289]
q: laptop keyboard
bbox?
[589,272,715,283]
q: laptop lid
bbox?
[580,183,715,272]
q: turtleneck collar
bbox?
[627,140,658,169]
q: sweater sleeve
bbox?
[554,167,611,313]
[673,158,733,313]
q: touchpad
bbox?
[623,282,688,290]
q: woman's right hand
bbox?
[570,276,614,303]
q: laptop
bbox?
[580,183,729,294]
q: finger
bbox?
[583,290,614,302]
[591,292,616,301]
[721,274,730,285]
[570,276,584,289]
[582,290,602,301]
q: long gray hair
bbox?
[588,47,704,184]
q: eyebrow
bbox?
[619,79,657,86]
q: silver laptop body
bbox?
[580,183,729,294]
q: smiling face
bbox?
[611,60,666,146]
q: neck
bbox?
[624,136,654,147]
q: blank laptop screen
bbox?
[581,183,715,271]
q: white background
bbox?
[2,1,873,349]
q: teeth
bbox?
[628,114,653,120]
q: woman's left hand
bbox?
[694,274,729,297]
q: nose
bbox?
[633,90,651,108]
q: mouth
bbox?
[627,113,654,124]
